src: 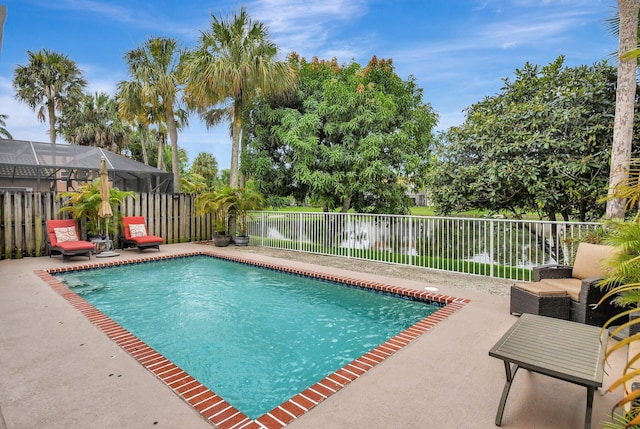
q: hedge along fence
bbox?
[0,191,214,260]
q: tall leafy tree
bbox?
[123,37,186,193]
[245,55,437,214]
[182,6,296,187]
[430,57,640,222]
[0,113,12,139]
[58,92,129,152]
[13,49,86,143]
[607,0,640,219]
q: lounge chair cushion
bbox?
[129,224,147,237]
[128,235,163,245]
[55,240,96,252]
[54,226,79,243]
[539,278,582,302]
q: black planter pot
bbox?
[233,235,250,246]
[213,234,231,247]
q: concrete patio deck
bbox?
[0,243,627,429]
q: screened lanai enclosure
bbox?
[0,140,172,193]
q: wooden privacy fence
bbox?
[0,191,213,259]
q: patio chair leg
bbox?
[584,386,594,429]
[495,362,519,426]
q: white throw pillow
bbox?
[129,223,147,237]
[54,226,78,243]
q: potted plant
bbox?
[195,185,265,247]
[57,180,134,239]
[195,189,232,247]
[599,159,640,428]
[214,185,265,246]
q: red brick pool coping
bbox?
[36,250,470,429]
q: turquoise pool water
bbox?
[56,256,438,419]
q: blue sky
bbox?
[0,0,616,170]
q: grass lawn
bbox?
[269,205,545,220]
[270,205,495,218]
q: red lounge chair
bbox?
[46,219,95,260]
[121,216,163,252]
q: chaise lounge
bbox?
[46,219,96,261]
[511,242,620,326]
[121,216,163,252]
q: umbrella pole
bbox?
[97,156,119,258]
[105,218,110,251]
[96,216,119,258]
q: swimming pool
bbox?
[58,255,437,417]
[43,251,468,428]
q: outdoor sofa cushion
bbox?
[535,278,582,301]
[571,242,616,280]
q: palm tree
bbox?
[220,185,266,236]
[190,152,219,189]
[116,79,173,167]
[117,80,152,165]
[58,92,129,152]
[606,0,640,220]
[123,37,186,193]
[13,49,87,143]
[0,113,12,139]
[182,6,297,187]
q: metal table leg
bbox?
[584,386,594,429]
[496,361,519,426]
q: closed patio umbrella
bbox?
[96,156,119,257]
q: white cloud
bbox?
[249,0,370,58]
[0,95,51,142]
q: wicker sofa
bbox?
[513,243,620,326]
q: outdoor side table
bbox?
[489,313,605,429]
[90,238,106,254]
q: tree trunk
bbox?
[140,124,149,165]
[229,101,242,188]
[239,130,247,188]
[157,132,165,171]
[606,0,640,220]
[166,105,181,194]
[48,99,56,144]
[341,196,351,213]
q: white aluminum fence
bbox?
[246,212,603,281]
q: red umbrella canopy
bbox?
[97,157,113,219]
